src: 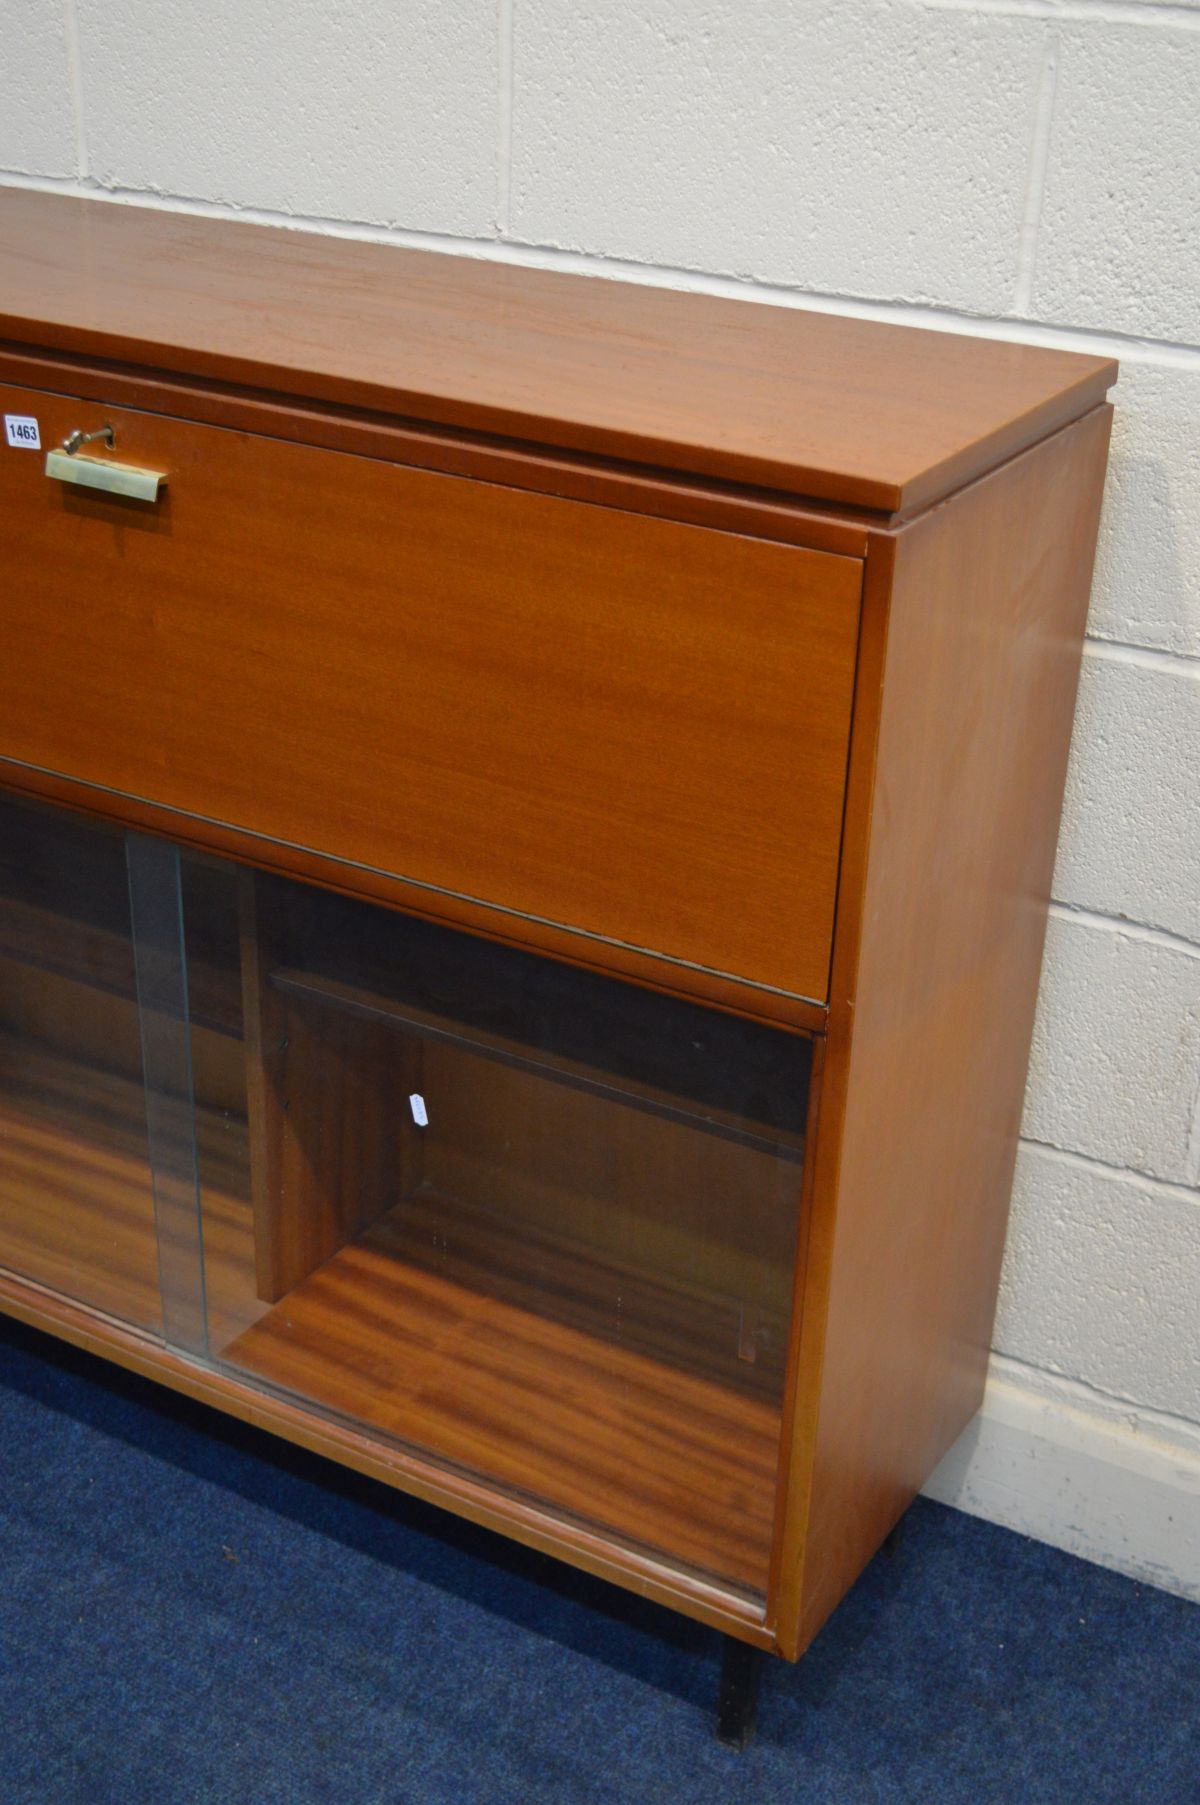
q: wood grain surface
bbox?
[0,1025,785,1598]
[0,759,832,1033]
[776,408,1114,1657]
[246,992,422,1303]
[0,208,1118,1656]
[0,1266,774,1642]
[226,1194,785,1598]
[0,1034,259,1349]
[0,189,1115,513]
[0,342,871,560]
[243,954,804,1384]
[0,380,861,1003]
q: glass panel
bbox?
[177,856,256,1354]
[127,832,207,1356]
[196,868,810,1606]
[0,797,811,1605]
[0,794,161,1334]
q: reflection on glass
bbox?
[0,794,811,1606]
[200,873,810,1604]
[127,832,207,1356]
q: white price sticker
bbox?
[409,1093,429,1128]
[5,415,41,450]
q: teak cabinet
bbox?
[0,189,1114,1738]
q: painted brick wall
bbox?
[2,0,1197,1594]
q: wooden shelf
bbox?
[224,1184,785,1598]
[0,1033,258,1349]
[0,1028,784,1596]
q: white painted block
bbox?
[1054,649,1200,943]
[996,1144,1200,1421]
[0,4,75,178]
[925,1358,1200,1605]
[1034,23,1200,341]
[511,0,1040,312]
[1023,914,1200,1188]
[1090,362,1200,660]
[75,0,498,235]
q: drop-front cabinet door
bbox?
[0,383,862,1005]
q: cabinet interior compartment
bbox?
[220,873,813,1602]
[0,793,814,1606]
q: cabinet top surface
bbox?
[0,188,1115,514]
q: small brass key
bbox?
[45,424,166,503]
[62,425,116,455]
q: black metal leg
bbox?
[716,1635,763,1749]
[881,1512,906,1557]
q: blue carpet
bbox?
[0,1317,1196,1805]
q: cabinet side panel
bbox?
[782,407,1113,1656]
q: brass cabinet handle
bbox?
[46,425,166,503]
